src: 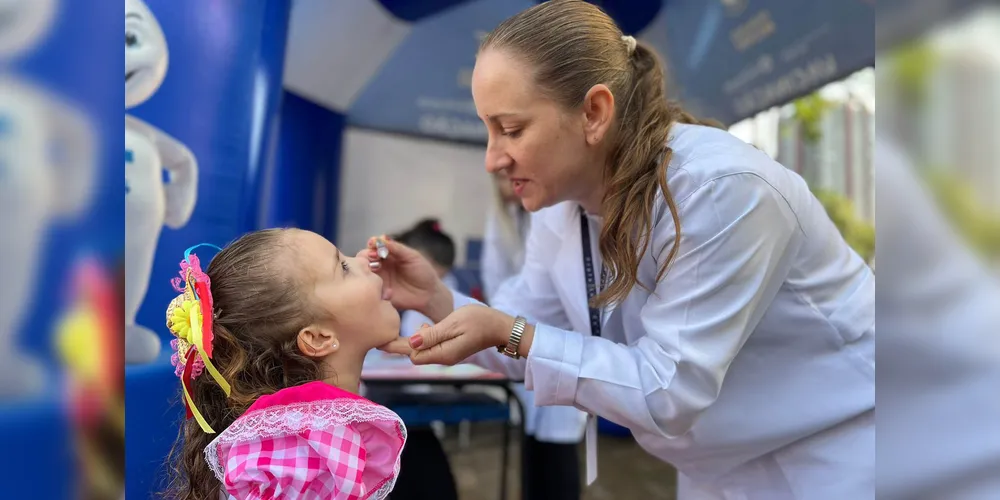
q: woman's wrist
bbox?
[516,322,535,358]
[494,312,535,358]
[423,281,454,324]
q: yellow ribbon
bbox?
[200,351,231,396]
[181,359,216,434]
[183,273,231,397]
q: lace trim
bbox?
[204,398,406,497]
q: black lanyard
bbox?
[580,211,607,337]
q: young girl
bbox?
[164,228,406,500]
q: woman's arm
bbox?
[411,174,803,440]
[519,174,800,438]
[423,211,571,379]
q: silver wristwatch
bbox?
[497,316,527,359]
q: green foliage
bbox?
[888,42,938,107]
[792,93,832,143]
[922,169,1000,262]
[812,189,876,264]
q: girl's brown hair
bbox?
[162,229,322,500]
[481,0,720,306]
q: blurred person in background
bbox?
[482,170,530,300]
[366,1,875,498]
[484,172,586,499]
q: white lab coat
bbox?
[458,124,875,498]
[481,194,587,444]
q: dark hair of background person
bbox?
[394,218,457,269]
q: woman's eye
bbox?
[502,129,522,138]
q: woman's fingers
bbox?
[365,235,425,264]
[376,337,412,356]
[410,339,468,365]
[409,321,467,365]
[365,235,392,270]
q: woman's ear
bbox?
[582,84,615,145]
[296,325,340,359]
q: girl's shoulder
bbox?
[206,381,406,500]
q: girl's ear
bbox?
[296,325,340,358]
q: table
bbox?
[362,353,524,500]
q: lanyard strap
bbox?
[580,211,607,337]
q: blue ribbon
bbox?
[183,243,223,266]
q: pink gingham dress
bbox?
[204,381,407,499]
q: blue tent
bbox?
[284,0,875,144]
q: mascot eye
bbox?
[126,30,139,48]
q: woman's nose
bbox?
[485,143,513,174]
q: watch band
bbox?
[497,316,527,359]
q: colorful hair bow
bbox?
[166,244,229,434]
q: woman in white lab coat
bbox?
[482,171,587,500]
[366,2,874,498]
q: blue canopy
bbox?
[283,0,876,142]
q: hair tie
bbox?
[621,35,637,55]
[432,222,441,232]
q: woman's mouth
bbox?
[511,179,527,196]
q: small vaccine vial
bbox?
[369,238,389,270]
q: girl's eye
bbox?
[502,129,522,138]
[341,261,349,274]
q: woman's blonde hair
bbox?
[481,0,720,306]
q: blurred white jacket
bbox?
[459,124,875,498]
[481,201,530,301]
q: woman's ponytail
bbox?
[596,41,719,307]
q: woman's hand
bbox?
[359,236,453,322]
[376,336,414,356]
[407,305,530,365]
